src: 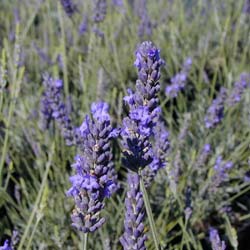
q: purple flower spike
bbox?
[92,0,107,23]
[121,41,164,172]
[40,73,78,146]
[120,173,147,250]
[165,57,192,98]
[0,240,13,250]
[227,73,250,106]
[67,101,118,233]
[60,0,77,17]
[212,156,233,189]
[204,87,227,129]
[209,228,226,250]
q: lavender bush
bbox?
[0,1,250,249]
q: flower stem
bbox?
[83,233,88,250]
[139,170,160,250]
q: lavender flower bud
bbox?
[209,228,226,250]
[60,0,77,17]
[204,87,227,129]
[40,73,77,146]
[120,173,147,250]
[165,57,192,98]
[227,73,250,106]
[92,0,107,23]
[0,240,13,250]
[243,0,250,13]
[195,143,211,168]
[67,102,118,233]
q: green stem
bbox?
[83,233,88,250]
[17,145,54,250]
[139,170,160,250]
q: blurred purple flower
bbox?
[120,173,147,250]
[40,73,77,146]
[92,0,107,23]
[79,16,88,36]
[212,156,233,188]
[209,228,226,250]
[204,88,227,129]
[0,240,13,250]
[227,73,250,106]
[165,57,192,98]
[60,0,77,17]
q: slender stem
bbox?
[83,233,88,250]
[139,170,160,250]
[17,145,54,250]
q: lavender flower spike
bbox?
[204,87,227,129]
[227,73,250,106]
[165,57,192,98]
[0,240,13,250]
[60,0,77,17]
[120,173,147,250]
[92,0,107,23]
[67,101,118,233]
[40,73,77,146]
[209,228,226,250]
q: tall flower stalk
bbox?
[120,41,164,250]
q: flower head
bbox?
[67,101,118,232]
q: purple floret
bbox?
[92,0,107,23]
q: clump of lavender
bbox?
[212,156,233,188]
[92,0,107,23]
[120,173,147,250]
[60,0,77,17]
[67,102,118,232]
[40,73,76,146]
[142,120,170,187]
[227,73,250,106]
[0,240,13,250]
[165,57,192,98]
[204,87,227,129]
[209,228,226,250]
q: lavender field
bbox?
[1,0,250,249]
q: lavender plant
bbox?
[60,0,77,17]
[0,240,13,250]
